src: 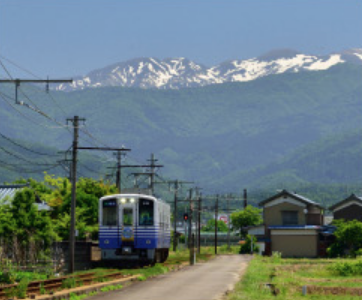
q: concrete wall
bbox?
[271,233,318,258]
[53,242,93,273]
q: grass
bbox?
[227,255,362,300]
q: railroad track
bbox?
[0,271,127,299]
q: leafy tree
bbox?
[201,219,228,232]
[231,205,262,237]
[0,188,56,264]
[328,219,362,257]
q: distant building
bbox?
[249,189,332,258]
[0,184,50,211]
[329,194,362,222]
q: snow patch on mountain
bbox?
[55,49,362,91]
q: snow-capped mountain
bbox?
[55,49,362,91]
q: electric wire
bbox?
[0,146,58,166]
[0,59,71,130]
[0,131,60,157]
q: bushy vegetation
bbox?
[327,219,362,258]
[329,258,362,276]
[0,175,117,267]
[239,235,259,254]
[201,219,228,232]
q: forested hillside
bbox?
[1,63,362,202]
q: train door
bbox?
[120,205,135,245]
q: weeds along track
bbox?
[0,271,128,299]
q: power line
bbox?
[0,145,58,166]
[0,131,60,157]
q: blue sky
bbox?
[0,0,361,77]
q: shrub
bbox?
[239,235,259,254]
[16,278,29,299]
[329,258,362,276]
[62,277,76,289]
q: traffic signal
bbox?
[183,213,189,221]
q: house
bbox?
[0,184,50,211]
[329,194,362,222]
[252,190,326,258]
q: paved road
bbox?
[94,255,251,300]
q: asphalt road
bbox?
[93,255,251,300]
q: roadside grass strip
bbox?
[228,255,362,300]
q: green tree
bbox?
[0,188,57,264]
[201,219,228,232]
[328,219,362,257]
[231,205,262,237]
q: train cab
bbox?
[99,194,170,263]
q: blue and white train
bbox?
[99,194,171,263]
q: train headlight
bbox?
[130,198,135,203]
[120,198,126,204]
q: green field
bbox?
[228,255,362,300]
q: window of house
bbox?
[282,211,298,225]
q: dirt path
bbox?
[90,255,251,300]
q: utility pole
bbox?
[189,188,194,265]
[192,187,202,254]
[147,153,157,194]
[227,194,231,251]
[198,192,202,254]
[215,194,219,255]
[154,179,193,251]
[65,118,130,274]
[244,188,248,208]
[113,150,126,192]
[67,116,85,274]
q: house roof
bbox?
[329,193,362,211]
[0,184,51,211]
[0,184,29,203]
[259,189,323,209]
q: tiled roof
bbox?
[0,184,28,203]
[329,193,362,211]
[259,189,323,209]
[0,184,51,211]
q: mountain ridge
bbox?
[55,48,362,91]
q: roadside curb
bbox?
[22,275,140,300]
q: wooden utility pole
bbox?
[215,194,219,255]
[66,122,130,273]
[198,192,202,254]
[154,179,193,251]
[67,115,85,274]
[244,188,248,208]
[113,150,126,192]
[227,194,231,251]
[189,188,194,265]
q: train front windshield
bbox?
[139,198,154,226]
[102,199,117,226]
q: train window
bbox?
[102,199,117,226]
[123,208,133,226]
[139,199,154,226]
